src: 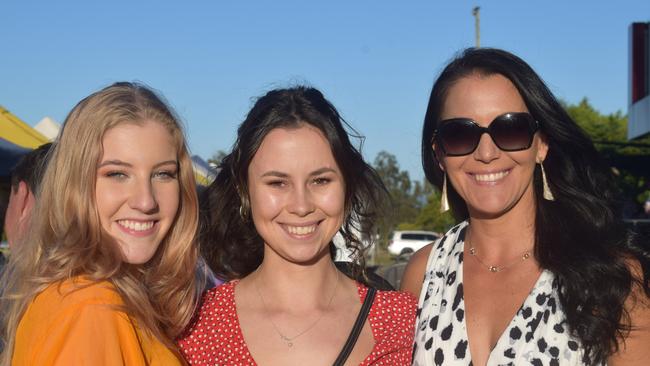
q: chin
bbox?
[280,246,331,266]
[467,203,515,220]
[119,247,159,265]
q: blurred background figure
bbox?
[3,143,52,248]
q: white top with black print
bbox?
[412,221,598,366]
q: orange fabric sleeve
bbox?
[13,279,182,366]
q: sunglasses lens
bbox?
[438,120,481,155]
[490,114,536,151]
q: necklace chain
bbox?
[253,266,340,348]
[468,246,532,273]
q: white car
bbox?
[387,230,439,255]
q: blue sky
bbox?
[2,0,649,181]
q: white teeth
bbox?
[286,225,317,235]
[474,170,510,182]
[118,220,154,231]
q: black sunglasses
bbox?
[433,112,539,156]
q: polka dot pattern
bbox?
[412,222,596,366]
[178,281,417,365]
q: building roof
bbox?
[0,105,48,148]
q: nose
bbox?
[473,132,500,163]
[128,178,158,213]
[287,186,315,217]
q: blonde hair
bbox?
[0,82,200,363]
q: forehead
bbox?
[249,125,339,174]
[441,74,528,125]
[100,120,177,160]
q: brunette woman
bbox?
[402,48,650,365]
[179,86,417,365]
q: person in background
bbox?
[402,48,650,365]
[179,86,417,365]
[3,143,53,248]
[0,82,200,365]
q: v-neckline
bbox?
[458,239,549,365]
[231,280,378,366]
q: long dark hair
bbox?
[421,48,650,364]
[201,86,387,282]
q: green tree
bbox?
[372,151,420,247]
[372,151,456,244]
[207,150,227,167]
[398,181,455,233]
[564,98,650,209]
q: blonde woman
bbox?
[0,82,199,365]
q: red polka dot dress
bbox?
[178,281,417,365]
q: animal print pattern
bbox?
[412,222,600,366]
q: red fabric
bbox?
[178,281,417,365]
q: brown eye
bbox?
[313,177,331,185]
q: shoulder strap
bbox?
[332,287,377,366]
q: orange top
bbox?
[13,277,183,365]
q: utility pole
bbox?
[472,6,481,48]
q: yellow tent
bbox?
[0,105,48,149]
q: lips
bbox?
[472,169,510,183]
[286,224,317,235]
[281,221,321,238]
[117,219,157,235]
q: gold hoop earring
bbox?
[238,205,246,220]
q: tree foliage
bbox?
[372,151,454,245]
[564,98,650,213]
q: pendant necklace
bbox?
[468,245,532,273]
[253,267,340,348]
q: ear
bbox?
[432,142,445,172]
[535,133,549,164]
[16,181,36,222]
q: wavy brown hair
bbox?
[200,86,388,283]
[0,82,200,363]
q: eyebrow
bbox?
[260,167,337,178]
[98,159,178,169]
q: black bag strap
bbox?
[332,287,377,366]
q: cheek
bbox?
[318,186,346,219]
[4,197,18,231]
[156,183,181,217]
[249,186,284,219]
[511,149,539,167]
[95,182,119,222]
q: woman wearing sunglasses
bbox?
[402,48,650,365]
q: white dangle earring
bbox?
[540,163,555,201]
[440,174,450,213]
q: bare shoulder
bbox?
[399,243,434,298]
[609,257,650,365]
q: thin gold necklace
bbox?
[468,245,532,273]
[253,267,340,348]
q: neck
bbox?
[252,253,340,309]
[466,187,537,261]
